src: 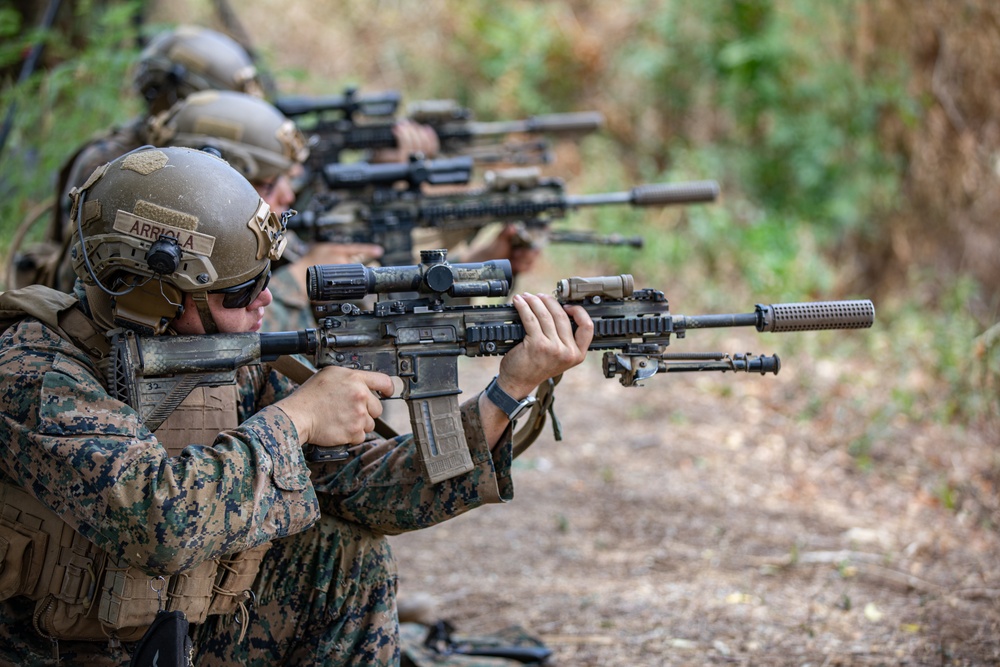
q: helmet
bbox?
[147,90,308,183]
[133,26,264,114]
[68,146,287,334]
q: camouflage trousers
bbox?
[0,607,134,667]
[194,513,399,666]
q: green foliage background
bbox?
[0,1,143,245]
[1,0,997,444]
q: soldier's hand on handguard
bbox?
[463,223,542,276]
[479,292,593,444]
[371,119,440,163]
[276,367,396,446]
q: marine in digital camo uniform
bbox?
[0,146,319,666]
[192,298,594,667]
[138,88,592,667]
[146,102,594,665]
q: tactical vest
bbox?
[0,286,267,644]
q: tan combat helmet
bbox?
[147,90,308,184]
[133,25,264,114]
[68,146,287,335]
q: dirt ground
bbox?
[389,276,1000,667]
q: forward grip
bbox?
[757,300,875,332]
[525,111,605,133]
[631,180,720,206]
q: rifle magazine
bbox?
[407,395,473,484]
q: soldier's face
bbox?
[254,172,295,215]
[172,287,273,335]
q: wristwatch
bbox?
[484,376,537,422]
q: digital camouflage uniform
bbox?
[194,400,513,667]
[195,266,515,666]
[0,294,319,666]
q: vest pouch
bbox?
[33,591,136,643]
[165,558,217,625]
[207,541,270,616]
[0,519,46,600]
[98,558,166,631]
[33,529,128,642]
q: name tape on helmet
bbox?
[114,210,216,256]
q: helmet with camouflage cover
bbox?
[147,90,308,183]
[69,146,287,335]
[134,25,264,114]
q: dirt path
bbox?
[391,317,1000,666]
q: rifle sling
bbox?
[511,374,561,459]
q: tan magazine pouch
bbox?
[207,541,271,616]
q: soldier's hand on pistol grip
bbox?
[276,366,396,446]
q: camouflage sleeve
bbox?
[0,320,320,576]
[307,395,514,535]
[236,362,300,414]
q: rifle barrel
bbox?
[258,330,319,359]
[464,111,605,137]
[547,230,644,248]
[566,180,720,208]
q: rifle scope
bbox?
[307,249,513,301]
[321,155,474,190]
[274,87,401,118]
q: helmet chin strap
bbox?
[190,292,219,335]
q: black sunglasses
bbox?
[209,267,271,309]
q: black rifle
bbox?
[108,251,875,485]
[273,87,403,176]
[288,158,719,265]
[282,94,603,169]
[274,88,402,119]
